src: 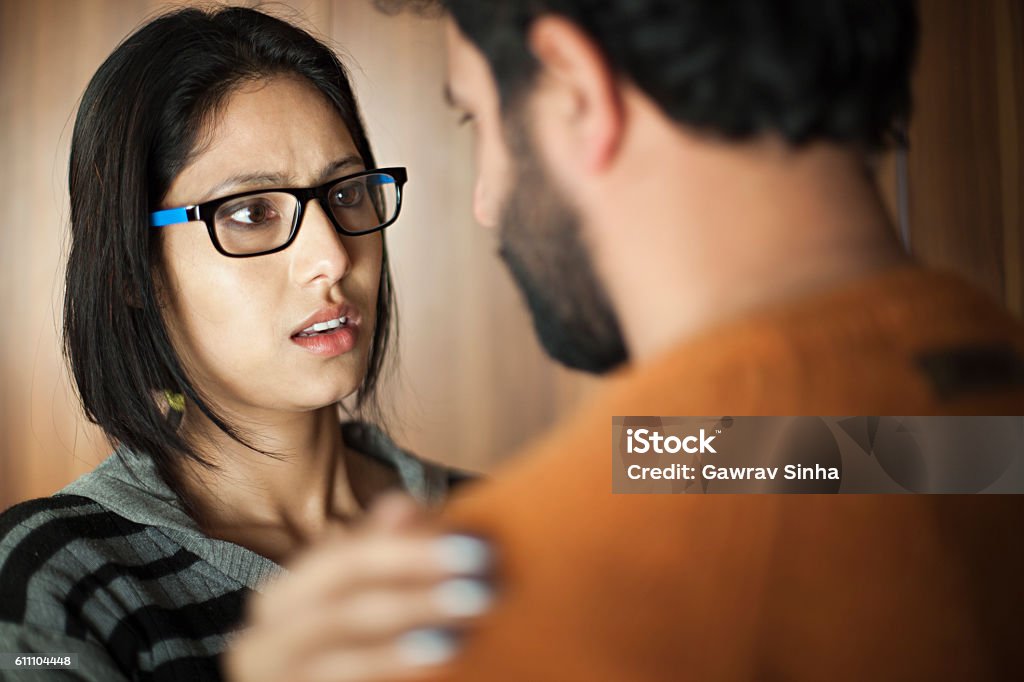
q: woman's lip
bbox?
[292,304,359,337]
[290,323,358,357]
[294,316,358,336]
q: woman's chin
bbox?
[297,384,363,413]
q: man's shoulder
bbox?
[610,266,1024,414]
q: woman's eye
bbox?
[229,201,275,225]
[332,183,364,208]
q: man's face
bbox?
[444,19,628,373]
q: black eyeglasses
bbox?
[149,167,408,257]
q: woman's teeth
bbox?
[297,316,348,337]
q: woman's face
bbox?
[157,75,383,417]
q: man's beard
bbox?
[497,115,628,374]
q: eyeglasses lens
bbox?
[211,173,400,255]
[328,173,399,234]
[213,192,298,256]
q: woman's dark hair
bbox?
[388,0,918,150]
[65,6,396,516]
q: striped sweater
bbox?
[0,422,462,681]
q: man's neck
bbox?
[586,125,910,363]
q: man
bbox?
[417,0,1024,678]
[236,1,1024,679]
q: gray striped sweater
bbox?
[0,422,466,681]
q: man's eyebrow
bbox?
[200,155,364,202]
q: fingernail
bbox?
[434,534,491,574]
[396,628,458,666]
[434,578,492,617]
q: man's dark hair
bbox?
[66,6,395,518]
[390,0,918,150]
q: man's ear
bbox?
[527,15,623,173]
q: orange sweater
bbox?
[433,265,1024,681]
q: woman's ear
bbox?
[527,15,624,174]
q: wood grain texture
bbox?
[993,0,1023,314]
[905,0,1023,315]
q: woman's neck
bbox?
[171,404,393,563]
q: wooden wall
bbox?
[0,0,1020,508]
[905,0,1023,314]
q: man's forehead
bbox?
[442,14,466,57]
[442,16,490,105]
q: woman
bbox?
[0,7,488,681]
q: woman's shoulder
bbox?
[0,494,229,679]
[0,493,117,563]
[0,494,131,625]
[0,488,189,622]
[0,492,100,526]
[0,492,241,678]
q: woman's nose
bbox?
[291,200,351,286]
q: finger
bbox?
[295,629,459,682]
[270,577,491,662]
[252,533,491,624]
[223,624,293,682]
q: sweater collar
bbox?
[57,421,446,590]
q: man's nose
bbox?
[473,177,500,229]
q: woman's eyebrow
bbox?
[317,154,364,181]
[201,155,365,202]
[201,172,288,201]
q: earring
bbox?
[164,390,185,413]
